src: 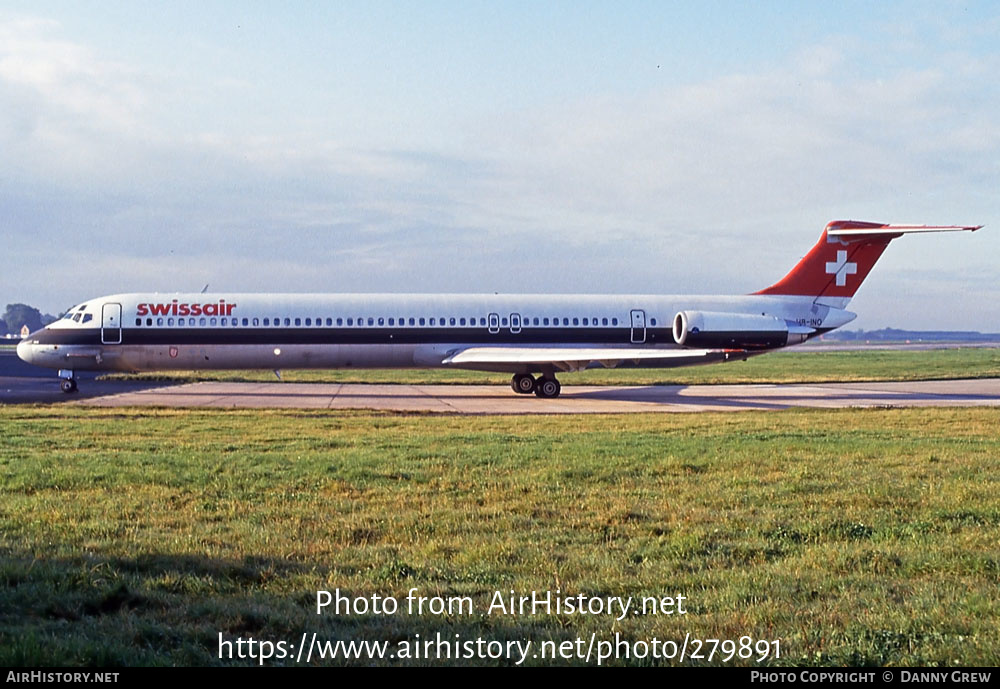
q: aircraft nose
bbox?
[16,337,34,364]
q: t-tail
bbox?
[754,220,982,307]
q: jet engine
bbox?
[672,310,796,349]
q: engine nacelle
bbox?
[673,310,790,349]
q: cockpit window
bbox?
[77,304,87,311]
[82,314,93,324]
[72,313,82,322]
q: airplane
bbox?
[17,220,981,397]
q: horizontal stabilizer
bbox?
[827,224,982,238]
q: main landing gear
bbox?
[510,373,561,398]
[58,370,78,393]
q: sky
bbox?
[1,1,997,330]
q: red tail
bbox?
[755,220,981,300]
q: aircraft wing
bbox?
[441,346,742,372]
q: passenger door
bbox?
[630,309,646,344]
[102,303,122,344]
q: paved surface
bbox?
[22,378,991,413]
[5,350,999,413]
[0,376,169,404]
[0,350,104,403]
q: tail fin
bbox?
[754,220,981,304]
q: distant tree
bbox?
[0,317,7,335]
[41,313,57,326]
[3,304,44,335]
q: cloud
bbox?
[0,16,996,330]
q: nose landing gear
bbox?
[58,370,78,393]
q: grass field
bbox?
[2,406,999,666]
[102,347,1000,386]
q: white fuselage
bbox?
[17,291,855,375]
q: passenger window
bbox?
[409,317,416,326]
[388,318,394,326]
[563,318,569,326]
[501,317,508,326]
[582,318,588,326]
[168,318,175,326]
[419,318,425,326]
[326,318,332,326]
[459,318,466,326]
[368,317,374,326]
[378,317,384,326]
[242,318,249,326]
[135,318,141,326]
[430,318,436,326]
[157,318,164,326]
[612,318,618,326]
[347,318,353,326]
[284,318,290,326]
[602,318,608,326]
[337,318,343,326]
[305,318,311,326]
[250,318,257,326]
[294,318,301,326]
[200,318,207,326]
[651,318,657,326]
[147,318,153,326]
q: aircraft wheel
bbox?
[61,378,78,393]
[534,377,561,398]
[511,373,537,394]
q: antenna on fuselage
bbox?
[201,284,209,294]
